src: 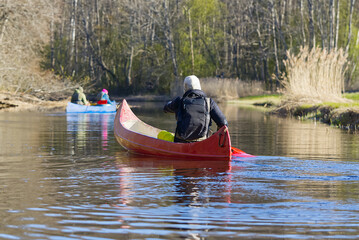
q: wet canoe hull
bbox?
[114,99,232,161]
[66,102,117,113]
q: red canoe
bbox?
[114,99,252,160]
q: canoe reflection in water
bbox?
[113,154,244,206]
[109,154,246,236]
[66,113,115,152]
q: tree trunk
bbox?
[163,0,179,95]
[127,14,134,88]
[300,0,306,45]
[188,9,195,74]
[270,0,280,87]
[307,0,315,48]
[255,3,265,82]
[223,21,228,68]
[335,0,340,48]
[345,0,356,53]
[329,0,334,50]
[70,0,78,63]
[318,3,326,48]
[0,0,9,44]
[50,13,55,68]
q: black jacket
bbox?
[164,89,228,142]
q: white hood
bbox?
[184,75,201,91]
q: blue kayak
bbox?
[66,102,117,113]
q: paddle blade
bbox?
[231,147,255,158]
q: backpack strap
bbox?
[205,98,210,124]
[205,97,211,137]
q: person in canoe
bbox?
[96,89,114,105]
[71,86,90,106]
[164,75,228,143]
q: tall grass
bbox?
[200,78,266,101]
[282,46,349,103]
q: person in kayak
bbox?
[96,89,114,104]
[71,86,90,105]
[164,75,228,143]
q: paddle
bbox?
[231,146,255,158]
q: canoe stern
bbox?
[114,99,232,161]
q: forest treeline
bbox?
[1,0,359,96]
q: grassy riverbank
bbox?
[229,94,282,109]
[236,93,359,131]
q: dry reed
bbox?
[200,78,266,101]
[282,46,349,103]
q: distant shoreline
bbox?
[0,92,171,112]
[2,91,359,132]
[0,92,69,112]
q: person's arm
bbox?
[103,94,113,104]
[80,93,90,105]
[209,99,228,128]
[164,97,181,113]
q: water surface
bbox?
[1,102,359,239]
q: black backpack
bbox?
[176,95,210,141]
[71,90,80,103]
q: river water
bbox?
[1,102,359,239]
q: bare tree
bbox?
[24,0,359,95]
[183,6,195,74]
[307,0,315,49]
[0,0,63,93]
[270,0,280,82]
[300,0,306,45]
[345,0,356,53]
[329,0,334,50]
[335,0,340,48]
